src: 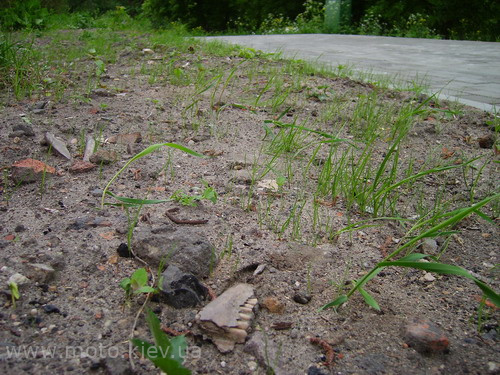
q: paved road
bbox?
[204,34,500,112]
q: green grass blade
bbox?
[398,253,429,262]
[379,260,500,307]
[264,120,351,143]
[373,157,481,202]
[146,308,171,353]
[327,193,499,310]
[385,192,499,260]
[130,339,191,375]
[474,209,497,225]
[102,143,204,207]
[319,295,348,311]
[104,190,171,206]
[359,287,381,310]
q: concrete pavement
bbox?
[204,34,500,112]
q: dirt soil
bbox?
[0,33,499,375]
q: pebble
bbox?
[90,188,103,197]
[293,292,312,305]
[421,238,438,253]
[220,361,226,368]
[423,273,436,282]
[26,263,56,283]
[116,243,134,258]
[262,297,285,314]
[487,362,497,373]
[247,361,258,371]
[43,304,61,314]
[14,224,26,232]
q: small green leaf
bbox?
[131,268,148,289]
[104,190,171,206]
[379,260,500,307]
[131,338,191,375]
[146,308,171,353]
[134,286,157,294]
[201,186,217,204]
[359,287,380,310]
[119,278,131,291]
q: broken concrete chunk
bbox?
[45,132,71,160]
[11,158,55,184]
[69,161,96,174]
[196,283,257,353]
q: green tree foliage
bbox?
[142,0,306,32]
[351,0,499,41]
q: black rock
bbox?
[160,264,207,309]
[43,304,61,314]
[15,224,26,232]
[117,243,134,258]
[293,292,312,304]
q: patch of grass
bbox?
[321,193,500,311]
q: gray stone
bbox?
[160,264,207,309]
[89,150,119,164]
[133,226,217,278]
[24,263,56,284]
[421,238,438,254]
[12,124,35,137]
[8,273,30,285]
[293,292,312,304]
[45,132,71,160]
[244,331,287,375]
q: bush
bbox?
[0,0,50,31]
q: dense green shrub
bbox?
[0,0,50,31]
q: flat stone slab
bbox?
[204,34,500,112]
